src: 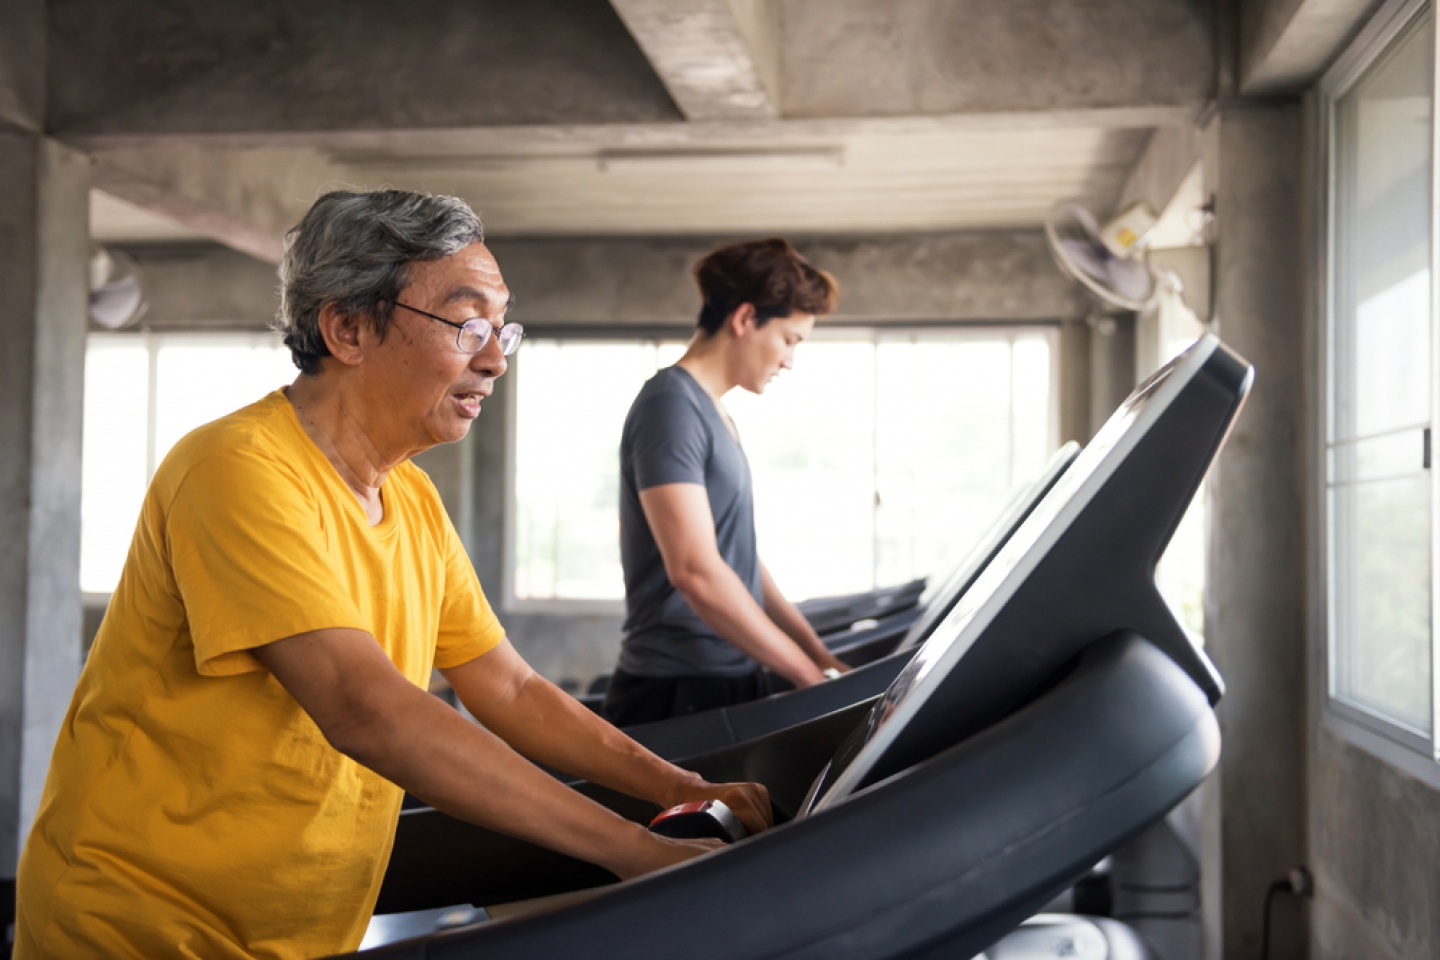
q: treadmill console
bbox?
[803,334,1252,815]
[896,440,1082,654]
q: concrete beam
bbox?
[0,134,89,872]
[0,0,44,133]
[46,0,680,139]
[1115,124,1207,220]
[1240,0,1383,94]
[608,0,780,119]
[780,0,1215,119]
[99,231,1090,336]
[487,231,1089,328]
[109,243,280,330]
[90,146,337,263]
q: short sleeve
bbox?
[629,390,711,491]
[167,448,369,677]
[433,505,506,669]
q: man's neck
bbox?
[285,375,413,522]
[675,337,736,400]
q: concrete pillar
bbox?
[0,133,91,873]
[1058,319,1093,444]
[1088,313,1137,431]
[1202,102,1309,960]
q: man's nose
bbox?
[472,336,507,379]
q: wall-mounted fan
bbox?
[89,246,148,329]
[1044,201,1162,313]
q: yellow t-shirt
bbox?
[15,390,505,960]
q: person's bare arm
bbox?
[639,482,824,687]
[441,639,771,833]
[252,628,727,879]
[758,561,849,676]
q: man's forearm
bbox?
[673,559,824,686]
[442,644,773,836]
[470,668,702,805]
[759,564,844,671]
[339,677,659,877]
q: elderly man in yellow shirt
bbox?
[14,189,769,960]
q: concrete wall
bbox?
[1204,101,1309,960]
[0,134,90,874]
[1309,730,1440,960]
[119,229,1091,331]
[489,230,1090,326]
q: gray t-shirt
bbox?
[617,365,763,677]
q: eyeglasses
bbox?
[384,299,525,356]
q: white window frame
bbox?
[1317,0,1440,786]
[500,323,1061,615]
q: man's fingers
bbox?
[721,783,773,832]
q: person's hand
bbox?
[819,655,851,677]
[667,777,773,835]
[610,827,726,880]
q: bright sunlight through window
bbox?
[511,330,1058,605]
[80,333,297,594]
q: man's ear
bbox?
[727,303,757,338]
[317,302,366,366]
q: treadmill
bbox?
[795,576,928,637]
[579,576,928,705]
[352,333,1250,960]
[606,440,1082,763]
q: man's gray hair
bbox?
[274,189,485,374]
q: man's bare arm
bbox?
[441,640,771,834]
[639,482,824,687]
[252,628,724,879]
[758,561,848,676]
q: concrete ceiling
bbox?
[90,190,206,244]
[75,0,1225,256]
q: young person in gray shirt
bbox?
[605,239,850,726]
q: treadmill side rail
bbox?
[352,634,1218,960]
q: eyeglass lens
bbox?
[459,319,524,356]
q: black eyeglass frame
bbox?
[383,299,525,356]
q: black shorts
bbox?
[603,667,772,727]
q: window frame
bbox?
[1317,0,1440,785]
[80,329,297,603]
[500,322,1061,615]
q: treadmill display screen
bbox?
[805,339,1208,813]
[897,441,1080,653]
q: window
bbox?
[1323,0,1439,765]
[508,328,1058,609]
[81,333,297,594]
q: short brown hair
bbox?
[692,238,838,334]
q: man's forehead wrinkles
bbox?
[445,284,511,310]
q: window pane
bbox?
[1329,9,1435,736]
[873,335,1054,589]
[153,336,295,464]
[728,342,878,600]
[513,342,671,600]
[512,332,1057,606]
[1333,14,1433,442]
[80,338,150,593]
[1331,477,1432,732]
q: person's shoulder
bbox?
[154,391,309,495]
[392,458,445,508]
[629,366,707,420]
